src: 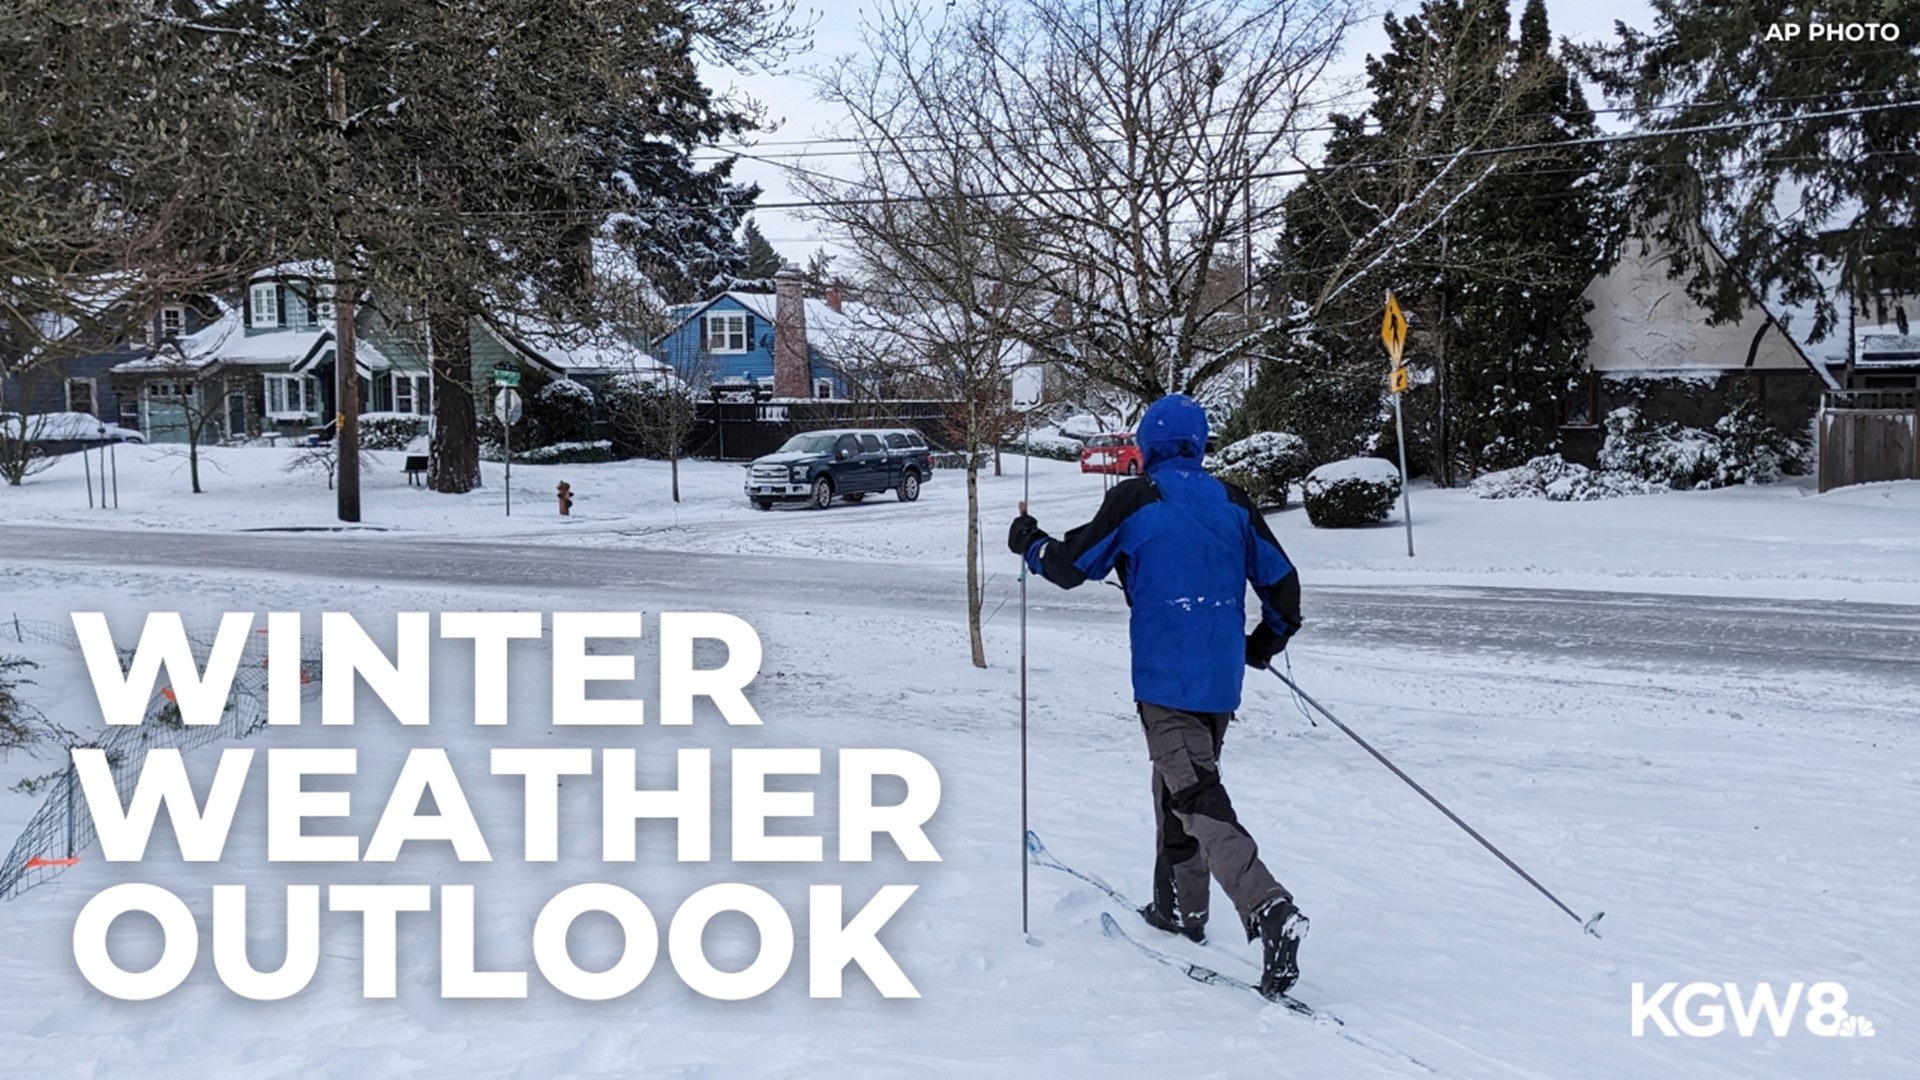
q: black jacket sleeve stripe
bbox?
[1225,482,1304,633]
[1035,476,1162,589]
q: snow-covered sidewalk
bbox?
[7,443,1920,603]
[0,564,1912,1077]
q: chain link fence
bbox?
[0,616,321,900]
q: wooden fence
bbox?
[689,398,963,461]
[1817,389,1920,492]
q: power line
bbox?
[690,87,1920,162]
[464,99,1920,222]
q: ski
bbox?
[1025,830,1316,1012]
[1099,911,1319,1018]
[1028,830,1446,1076]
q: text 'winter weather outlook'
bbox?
[64,612,940,1002]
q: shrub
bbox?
[0,655,41,753]
[1302,457,1401,527]
[1211,431,1307,510]
[1599,400,1809,490]
[358,413,429,451]
[532,379,597,445]
[517,439,614,465]
[1470,455,1666,501]
[1006,431,1082,461]
[1713,396,1810,483]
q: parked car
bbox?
[744,428,934,510]
[1079,431,1142,475]
[0,412,145,456]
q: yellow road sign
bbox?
[1390,365,1410,395]
[1381,292,1408,362]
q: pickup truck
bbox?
[744,428,935,510]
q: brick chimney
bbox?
[824,280,843,313]
[772,267,809,399]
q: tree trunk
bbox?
[188,434,202,494]
[671,450,681,503]
[428,306,480,493]
[335,281,361,521]
[965,459,986,669]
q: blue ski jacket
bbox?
[1025,395,1302,713]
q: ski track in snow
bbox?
[0,561,1911,1078]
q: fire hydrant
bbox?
[556,481,573,516]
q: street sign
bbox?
[494,388,523,426]
[1010,364,1045,412]
[1381,292,1408,362]
[1390,366,1410,395]
[493,368,521,388]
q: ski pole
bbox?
[1018,413,1031,936]
[1270,669,1605,938]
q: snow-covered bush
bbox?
[1599,402,1808,490]
[1713,396,1810,484]
[358,413,428,451]
[518,439,614,465]
[1007,431,1082,461]
[532,379,597,445]
[1210,431,1307,510]
[1302,457,1401,527]
[1058,413,1112,441]
[1597,407,1720,489]
[1470,455,1666,501]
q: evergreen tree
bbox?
[738,218,784,288]
[803,247,837,291]
[1584,0,1920,342]
[1248,0,1609,479]
[1438,0,1605,477]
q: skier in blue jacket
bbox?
[1008,393,1308,999]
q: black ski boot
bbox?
[1252,896,1308,1000]
[1140,855,1206,943]
[1138,901,1206,944]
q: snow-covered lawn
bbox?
[7,443,1920,603]
[0,566,1912,1078]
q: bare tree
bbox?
[810,0,1357,407]
[800,25,1039,666]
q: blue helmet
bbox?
[1136,394,1209,467]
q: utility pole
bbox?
[329,11,361,522]
[1436,216,1451,489]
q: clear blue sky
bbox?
[698,1,1657,263]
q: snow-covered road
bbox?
[7,523,1920,684]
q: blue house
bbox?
[653,270,859,399]
[0,278,219,433]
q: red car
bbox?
[1079,432,1143,475]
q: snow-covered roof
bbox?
[661,291,880,361]
[110,306,392,376]
[485,319,668,377]
[1856,324,1920,366]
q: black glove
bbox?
[1245,621,1294,670]
[1007,513,1049,556]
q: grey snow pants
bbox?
[1141,701,1290,939]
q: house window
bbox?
[814,378,834,399]
[160,306,185,340]
[1562,374,1598,428]
[250,283,280,328]
[66,378,97,416]
[146,380,185,400]
[264,373,318,418]
[392,373,431,415]
[705,312,748,353]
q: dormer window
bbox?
[250,283,280,328]
[160,306,184,341]
[705,312,748,353]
